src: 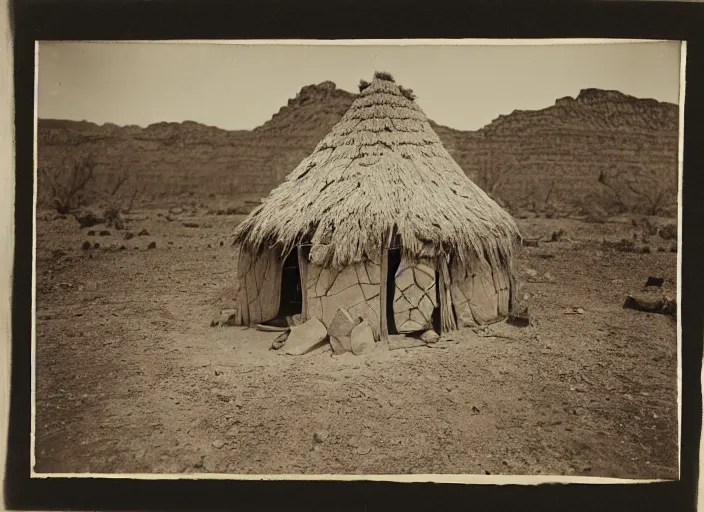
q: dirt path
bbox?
[33,212,678,478]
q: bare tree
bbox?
[598,165,676,216]
[40,154,97,214]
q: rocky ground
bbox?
[33,208,678,478]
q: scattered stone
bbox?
[119,245,126,251]
[507,305,531,327]
[148,242,157,250]
[271,332,288,350]
[523,239,540,248]
[425,373,441,383]
[81,241,91,250]
[550,229,568,242]
[212,439,225,449]
[350,320,375,356]
[543,272,555,283]
[123,232,135,240]
[113,217,125,230]
[183,222,199,228]
[313,430,329,443]
[138,229,150,236]
[283,317,328,356]
[170,207,184,215]
[641,246,651,254]
[166,215,177,222]
[87,230,96,236]
[93,242,100,249]
[658,223,677,241]
[420,329,440,344]
[670,244,677,253]
[524,268,538,279]
[99,230,111,236]
[353,443,372,455]
[471,406,480,415]
[658,246,666,252]
[645,277,664,288]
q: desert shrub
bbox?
[38,154,97,213]
[358,79,371,93]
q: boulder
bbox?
[284,317,329,356]
[350,320,375,356]
[420,329,440,344]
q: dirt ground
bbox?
[33,209,679,478]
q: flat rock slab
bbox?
[624,293,676,316]
[350,321,375,356]
[328,308,361,353]
[284,317,329,356]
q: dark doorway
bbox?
[386,247,402,335]
[278,249,302,318]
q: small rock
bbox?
[183,222,199,228]
[170,207,184,215]
[313,430,329,443]
[543,272,555,282]
[81,241,91,250]
[471,406,480,415]
[138,229,150,236]
[525,268,538,278]
[425,373,441,383]
[99,230,111,236]
[523,239,540,248]
[87,230,96,236]
[148,242,157,250]
[212,439,225,449]
[124,232,135,240]
[420,329,440,344]
[93,242,100,249]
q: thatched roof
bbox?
[233,72,521,269]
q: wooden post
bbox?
[297,245,309,322]
[438,254,457,333]
[238,245,251,325]
[379,229,391,341]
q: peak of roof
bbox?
[233,73,519,268]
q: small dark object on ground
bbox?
[87,230,96,236]
[138,229,150,236]
[76,212,104,229]
[81,241,91,250]
[522,239,540,248]
[93,242,100,249]
[550,229,568,242]
[645,277,664,288]
[670,244,677,253]
[507,306,531,327]
[641,246,651,254]
[147,242,157,249]
[220,241,224,247]
[99,230,111,236]
[124,232,135,240]
[183,222,199,228]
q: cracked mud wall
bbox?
[306,259,382,340]
[237,247,283,325]
[392,258,437,334]
[450,255,510,327]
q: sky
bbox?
[37,40,682,131]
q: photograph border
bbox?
[7,0,704,510]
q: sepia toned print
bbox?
[33,41,681,480]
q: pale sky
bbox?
[37,41,682,131]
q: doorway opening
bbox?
[386,247,402,335]
[278,249,302,319]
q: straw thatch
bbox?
[233,71,521,272]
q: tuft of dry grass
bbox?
[233,74,521,293]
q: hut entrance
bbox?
[386,247,402,335]
[278,249,302,318]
